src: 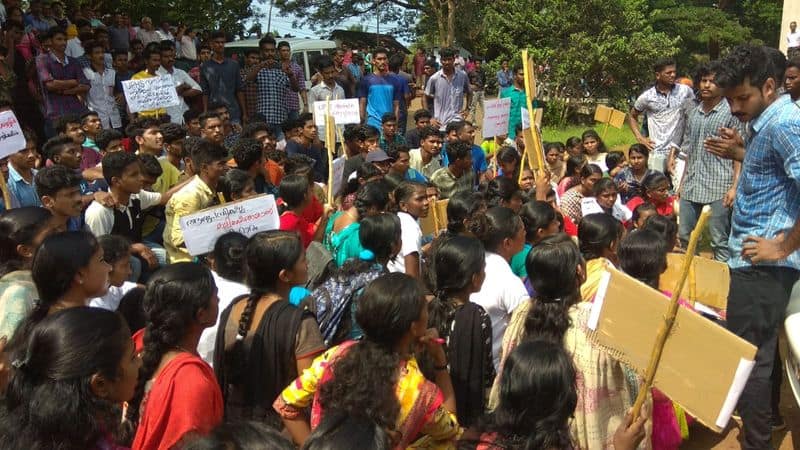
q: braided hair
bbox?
[121,262,216,444]
[223,231,303,383]
[524,234,583,344]
[428,235,485,338]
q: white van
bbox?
[226,37,337,87]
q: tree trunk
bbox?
[430,0,447,46]
[446,0,456,47]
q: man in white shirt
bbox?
[307,54,345,144]
[788,21,800,59]
[136,16,161,46]
[157,40,202,125]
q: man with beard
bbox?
[706,45,800,450]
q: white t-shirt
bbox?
[470,251,528,370]
[85,191,163,237]
[387,211,422,274]
[789,31,800,48]
[90,281,138,311]
[198,271,249,366]
[157,66,203,125]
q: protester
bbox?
[626,171,675,217]
[358,47,401,130]
[559,163,603,224]
[510,200,560,280]
[490,233,645,449]
[125,262,222,450]
[499,64,526,138]
[274,273,460,448]
[0,207,59,340]
[201,31,245,124]
[387,181,430,277]
[324,179,391,266]
[0,307,140,450]
[578,213,624,302]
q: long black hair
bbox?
[354,179,392,219]
[224,231,303,383]
[123,262,217,442]
[0,307,131,450]
[0,206,53,278]
[302,412,391,450]
[619,230,668,289]
[429,235,485,338]
[10,231,100,351]
[446,191,486,235]
[318,273,425,431]
[179,420,295,450]
[470,340,577,450]
[468,206,523,253]
[519,201,557,243]
[578,213,623,261]
[212,231,248,283]
[524,234,583,344]
[483,177,522,209]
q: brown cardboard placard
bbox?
[594,104,612,123]
[588,267,756,432]
[609,109,627,129]
[419,199,449,236]
[659,253,730,310]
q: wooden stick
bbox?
[431,199,440,236]
[601,121,610,141]
[521,50,545,173]
[630,206,712,418]
[325,96,336,205]
[0,173,11,210]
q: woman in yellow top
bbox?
[274,273,460,449]
[578,213,624,302]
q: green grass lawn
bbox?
[542,123,637,152]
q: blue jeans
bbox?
[678,197,731,262]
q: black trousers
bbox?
[727,266,799,449]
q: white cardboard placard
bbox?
[313,99,361,126]
[122,75,181,113]
[179,194,279,256]
[0,111,26,159]
[482,98,511,137]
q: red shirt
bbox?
[626,195,676,217]
[562,212,578,237]
[280,210,315,248]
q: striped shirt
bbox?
[680,99,743,204]
[728,95,800,270]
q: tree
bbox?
[479,0,679,107]
[115,0,258,36]
[274,0,460,46]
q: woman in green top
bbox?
[324,180,391,266]
[510,201,561,281]
[0,207,61,341]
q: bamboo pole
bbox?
[630,206,712,418]
[325,96,336,205]
[0,174,11,210]
[521,50,545,175]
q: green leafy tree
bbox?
[115,0,257,36]
[479,0,679,109]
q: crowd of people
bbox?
[0,4,796,450]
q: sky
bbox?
[247,2,408,44]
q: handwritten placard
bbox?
[179,194,279,255]
[521,107,530,130]
[482,98,510,137]
[313,99,361,126]
[0,111,25,160]
[122,75,181,113]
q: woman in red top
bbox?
[625,172,676,218]
[125,263,223,450]
[279,174,332,248]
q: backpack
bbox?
[310,267,382,347]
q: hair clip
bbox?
[358,249,375,262]
[11,359,26,369]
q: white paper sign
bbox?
[331,156,346,197]
[122,75,181,113]
[313,99,361,126]
[482,98,510,138]
[521,107,530,130]
[179,194,280,256]
[0,111,26,160]
[581,197,632,222]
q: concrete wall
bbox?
[780,0,800,54]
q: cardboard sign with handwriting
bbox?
[313,99,361,126]
[482,98,510,137]
[179,194,279,255]
[0,111,26,159]
[122,75,181,113]
[588,267,756,432]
